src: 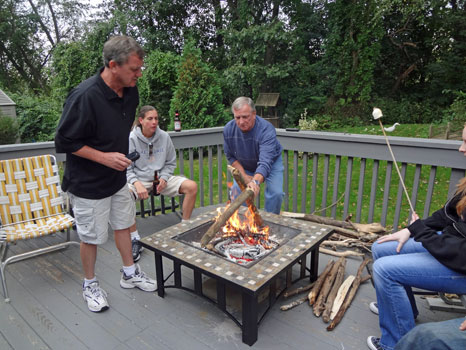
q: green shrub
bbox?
[298,109,318,130]
[0,115,19,144]
[443,91,466,129]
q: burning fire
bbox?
[211,206,277,265]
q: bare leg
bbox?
[179,179,197,220]
[129,222,137,235]
[114,228,134,266]
[80,242,97,279]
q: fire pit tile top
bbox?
[142,206,333,293]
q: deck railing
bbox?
[1,127,464,230]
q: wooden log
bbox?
[228,165,264,227]
[313,257,345,317]
[282,211,354,229]
[280,295,308,311]
[308,260,335,305]
[322,258,347,323]
[330,275,355,320]
[284,282,315,298]
[200,188,254,247]
[319,247,364,258]
[327,258,372,331]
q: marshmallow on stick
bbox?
[373,107,415,213]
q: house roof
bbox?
[0,89,16,106]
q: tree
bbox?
[169,39,227,130]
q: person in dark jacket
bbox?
[223,97,284,214]
[367,124,466,350]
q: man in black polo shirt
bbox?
[55,36,156,313]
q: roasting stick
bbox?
[372,108,415,213]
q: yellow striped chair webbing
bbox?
[0,155,74,243]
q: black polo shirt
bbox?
[55,69,139,199]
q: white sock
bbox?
[83,277,97,288]
[130,230,141,241]
[123,264,136,277]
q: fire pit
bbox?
[141,205,333,346]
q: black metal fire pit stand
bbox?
[141,208,334,346]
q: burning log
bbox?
[326,258,372,331]
[228,165,264,228]
[322,259,347,323]
[284,282,315,298]
[280,295,309,311]
[200,188,255,247]
[319,247,364,258]
[308,260,335,305]
[313,257,345,317]
[330,275,355,320]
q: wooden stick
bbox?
[319,247,364,257]
[280,295,309,311]
[308,260,335,305]
[284,282,315,298]
[327,258,372,331]
[322,258,347,323]
[378,119,415,213]
[314,257,344,317]
[281,211,355,229]
[330,275,355,320]
[228,165,264,227]
[200,188,254,247]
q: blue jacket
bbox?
[223,116,282,179]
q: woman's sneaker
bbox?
[131,239,143,262]
[367,336,383,350]
[369,301,379,315]
[83,281,109,312]
[120,264,157,292]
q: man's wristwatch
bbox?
[252,179,260,186]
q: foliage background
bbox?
[0,0,464,142]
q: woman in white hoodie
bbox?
[127,105,197,261]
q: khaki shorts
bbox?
[128,175,187,199]
[69,185,135,245]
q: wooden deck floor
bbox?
[1,205,464,350]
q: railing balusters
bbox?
[208,146,213,205]
[292,151,299,213]
[217,145,223,204]
[424,166,437,219]
[343,157,353,219]
[411,164,422,215]
[199,148,204,207]
[381,162,393,227]
[310,153,319,214]
[393,163,408,230]
[301,153,308,213]
[178,149,184,176]
[356,158,366,223]
[320,155,330,216]
[189,148,194,180]
[331,156,341,219]
[368,159,379,223]
[284,150,289,211]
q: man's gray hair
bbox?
[231,97,255,114]
[103,36,144,67]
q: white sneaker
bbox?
[120,264,157,292]
[83,281,109,312]
[369,301,379,315]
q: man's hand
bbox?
[101,152,131,171]
[247,180,260,197]
[460,319,466,331]
[157,179,167,194]
[376,228,411,253]
[134,181,149,200]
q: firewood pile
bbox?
[280,257,372,330]
[279,211,383,330]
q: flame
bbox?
[215,205,271,247]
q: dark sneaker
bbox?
[82,281,109,312]
[131,239,143,262]
[369,301,379,315]
[367,336,383,350]
[120,264,157,292]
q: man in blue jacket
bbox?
[223,96,284,214]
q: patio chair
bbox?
[0,155,78,302]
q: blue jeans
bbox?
[395,317,466,350]
[372,238,466,350]
[230,155,284,214]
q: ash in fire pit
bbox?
[173,208,301,267]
